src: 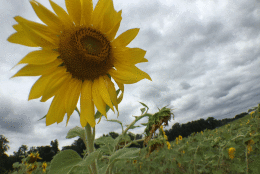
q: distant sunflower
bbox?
[8,0,151,128]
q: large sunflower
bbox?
[8,0,151,128]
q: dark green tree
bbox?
[50,139,60,155]
[0,135,9,174]
[18,145,28,157]
[27,146,38,155]
[109,132,119,139]
[37,146,56,162]
[0,135,10,156]
[206,117,219,129]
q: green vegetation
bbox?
[114,105,260,174]
[1,104,259,174]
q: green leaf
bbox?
[125,124,140,130]
[69,150,101,174]
[12,162,20,168]
[37,115,46,121]
[49,150,87,174]
[108,148,140,171]
[75,107,80,116]
[98,164,109,174]
[66,126,86,140]
[94,136,116,156]
[114,134,132,151]
[139,102,149,110]
[140,108,146,114]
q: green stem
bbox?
[75,107,98,173]
[123,138,145,148]
[85,123,98,174]
[122,110,149,135]
[245,146,248,174]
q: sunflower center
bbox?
[58,27,113,81]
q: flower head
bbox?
[228,147,236,160]
[42,162,47,172]
[166,141,171,149]
[246,139,255,154]
[249,111,255,115]
[164,134,168,140]
[8,0,152,128]
[28,152,42,163]
[178,135,182,140]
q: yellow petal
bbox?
[49,0,74,29]
[103,75,118,112]
[80,80,95,128]
[30,0,63,32]
[17,21,57,48]
[91,0,111,30]
[101,3,121,34]
[92,78,107,118]
[65,0,81,26]
[17,49,59,65]
[41,69,71,102]
[11,59,63,78]
[105,11,122,41]
[29,72,60,100]
[112,28,140,47]
[46,86,66,126]
[98,76,115,113]
[99,0,113,33]
[113,47,147,65]
[109,65,152,84]
[12,24,23,32]
[64,79,82,120]
[140,58,148,63]
[57,81,71,124]
[80,0,93,26]
[7,32,38,47]
[14,16,59,37]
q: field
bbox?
[109,106,260,174]
[9,104,260,174]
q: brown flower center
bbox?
[58,27,113,81]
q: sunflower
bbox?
[8,0,151,128]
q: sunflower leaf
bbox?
[66,126,86,140]
[139,102,149,110]
[37,115,46,121]
[75,107,80,116]
[106,148,140,172]
[94,136,115,156]
[125,125,140,130]
[140,107,146,114]
[49,149,94,174]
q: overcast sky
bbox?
[1,0,260,156]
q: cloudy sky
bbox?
[1,0,260,156]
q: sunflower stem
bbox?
[85,123,98,174]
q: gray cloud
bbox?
[0,98,33,134]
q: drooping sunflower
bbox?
[8,0,151,128]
